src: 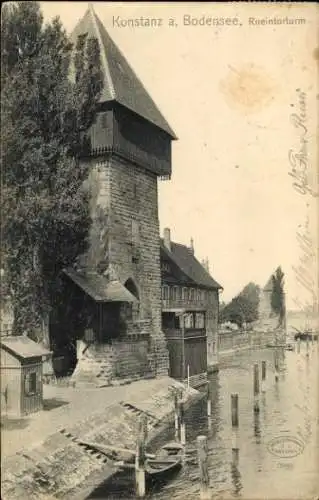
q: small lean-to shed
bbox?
[0,336,51,417]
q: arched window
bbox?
[125,278,139,299]
[124,279,139,320]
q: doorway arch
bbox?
[124,278,139,299]
[123,278,139,321]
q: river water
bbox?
[89,344,319,499]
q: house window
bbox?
[197,289,202,302]
[162,285,169,300]
[189,288,194,301]
[100,112,108,129]
[177,287,182,300]
[184,313,194,329]
[25,372,37,395]
[161,262,170,273]
[171,286,177,301]
[195,312,205,329]
[84,329,94,342]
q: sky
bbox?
[39,2,318,310]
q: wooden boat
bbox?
[266,343,286,349]
[145,457,182,477]
[145,442,183,479]
[285,343,294,351]
[159,442,184,456]
[77,439,183,478]
[292,325,318,341]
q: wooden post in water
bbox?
[306,337,309,357]
[135,415,147,498]
[231,394,239,427]
[261,361,266,392]
[207,381,212,417]
[274,351,279,382]
[253,363,260,413]
[231,393,239,465]
[179,399,186,446]
[174,392,180,441]
[297,338,301,353]
[197,435,210,499]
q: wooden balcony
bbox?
[161,298,207,311]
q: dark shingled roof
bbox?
[63,268,138,303]
[160,240,222,290]
[1,336,51,360]
[71,7,176,139]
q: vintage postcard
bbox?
[1,1,318,499]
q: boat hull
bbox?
[145,442,183,481]
[294,333,318,341]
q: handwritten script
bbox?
[292,214,317,309]
[288,88,318,198]
[290,89,318,311]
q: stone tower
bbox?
[63,6,176,384]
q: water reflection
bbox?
[274,379,280,402]
[254,411,261,444]
[230,459,242,496]
[87,348,319,500]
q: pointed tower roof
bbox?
[71,6,177,139]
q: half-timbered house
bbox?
[160,228,223,387]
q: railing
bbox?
[0,329,13,337]
[164,328,206,339]
[161,298,207,310]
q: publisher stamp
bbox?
[267,435,305,459]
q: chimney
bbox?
[189,237,194,255]
[201,258,210,273]
[205,258,210,273]
[163,228,171,252]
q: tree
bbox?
[1,2,103,340]
[220,282,260,328]
[219,301,226,312]
[271,267,286,327]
